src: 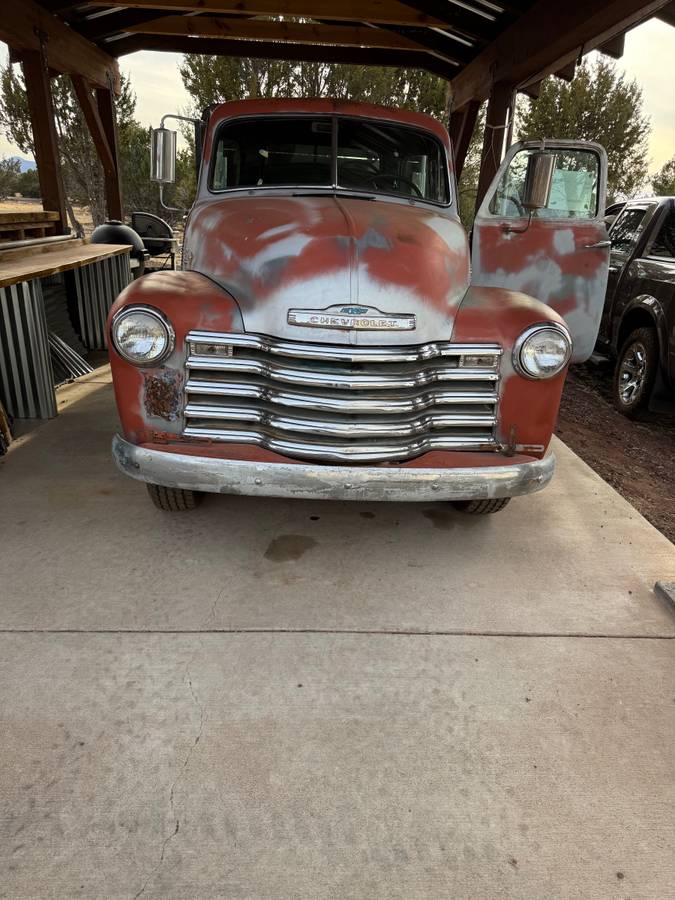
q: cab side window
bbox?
[609,207,649,253]
[489,148,599,219]
[649,208,675,259]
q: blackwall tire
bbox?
[613,326,658,418]
[452,497,511,515]
[146,483,202,511]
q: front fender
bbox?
[452,286,568,455]
[107,271,243,445]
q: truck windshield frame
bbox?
[207,114,451,207]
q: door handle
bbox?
[583,240,612,250]
[608,265,619,273]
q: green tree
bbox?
[0,65,193,227]
[517,58,650,201]
[179,56,448,120]
[0,156,21,198]
[652,156,675,195]
[16,167,41,198]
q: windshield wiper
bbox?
[292,191,376,201]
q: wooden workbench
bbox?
[0,237,132,419]
[0,237,131,288]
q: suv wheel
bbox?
[613,326,658,418]
[146,483,202,511]
[452,498,511,515]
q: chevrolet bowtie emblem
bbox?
[288,304,416,331]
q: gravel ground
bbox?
[556,360,675,545]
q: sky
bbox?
[0,16,674,173]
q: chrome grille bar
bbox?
[183,331,502,463]
[186,355,499,390]
[181,428,496,463]
[188,331,502,364]
[185,378,498,414]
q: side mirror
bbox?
[150,127,177,184]
[522,151,555,211]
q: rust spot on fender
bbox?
[143,370,183,421]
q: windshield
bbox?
[210,115,449,204]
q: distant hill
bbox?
[9,156,36,172]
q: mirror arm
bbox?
[159,183,187,214]
[160,113,200,129]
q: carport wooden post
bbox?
[474,81,515,214]
[72,75,124,222]
[449,99,480,183]
[21,50,68,235]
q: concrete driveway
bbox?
[1,367,674,899]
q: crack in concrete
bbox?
[132,662,206,899]
[1,628,673,639]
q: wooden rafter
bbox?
[121,15,463,63]
[1,0,120,90]
[110,32,459,80]
[82,0,451,27]
[450,0,673,109]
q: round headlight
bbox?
[513,324,572,379]
[112,307,174,365]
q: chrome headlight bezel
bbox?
[111,306,175,366]
[513,323,573,380]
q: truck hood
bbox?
[183,194,469,345]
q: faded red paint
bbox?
[451,287,567,454]
[108,102,611,488]
[108,271,242,445]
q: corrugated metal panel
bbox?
[0,279,57,419]
[74,253,131,350]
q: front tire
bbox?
[613,326,658,418]
[452,498,511,515]
[146,483,202,511]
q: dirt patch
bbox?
[556,360,675,544]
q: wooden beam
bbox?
[475,81,513,212]
[72,75,124,220]
[380,26,473,63]
[386,2,494,42]
[449,98,479,181]
[79,9,185,40]
[122,15,462,62]
[400,0,498,25]
[598,33,625,58]
[72,76,117,175]
[554,60,577,82]
[450,0,672,110]
[656,0,675,27]
[83,0,451,28]
[21,51,68,233]
[96,87,124,221]
[111,32,458,80]
[0,0,120,91]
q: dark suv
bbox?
[597,197,675,416]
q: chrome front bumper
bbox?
[112,434,555,503]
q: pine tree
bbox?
[517,58,650,201]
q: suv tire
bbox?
[613,326,658,418]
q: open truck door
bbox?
[471,140,610,362]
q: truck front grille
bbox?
[183,332,501,463]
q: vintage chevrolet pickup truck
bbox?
[108,99,610,513]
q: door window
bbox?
[609,207,650,253]
[489,147,600,219]
[648,208,675,258]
